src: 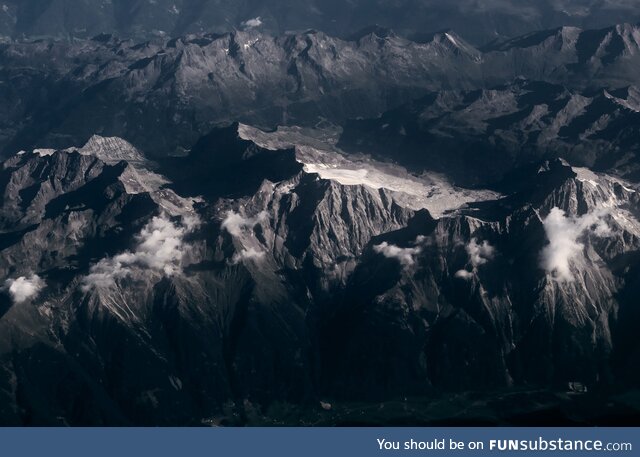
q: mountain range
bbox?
[3,23,640,160]
[1,119,640,425]
[2,0,640,46]
[1,13,640,425]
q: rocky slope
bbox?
[339,79,640,186]
[1,124,640,425]
[323,159,640,399]
[3,24,640,159]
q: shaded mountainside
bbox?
[1,124,640,425]
[339,80,640,187]
[4,24,640,159]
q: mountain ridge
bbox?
[4,24,640,159]
[1,125,640,424]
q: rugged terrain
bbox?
[4,24,640,158]
[339,79,640,186]
[0,120,640,425]
[1,18,640,425]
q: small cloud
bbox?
[540,207,611,282]
[373,242,421,268]
[467,238,495,267]
[82,214,199,291]
[181,214,201,232]
[241,17,263,29]
[455,269,474,280]
[231,248,266,265]
[592,218,612,237]
[221,211,268,237]
[455,238,495,280]
[415,235,428,244]
[4,274,45,303]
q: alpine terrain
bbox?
[0,1,639,426]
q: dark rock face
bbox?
[0,151,157,278]
[339,80,640,186]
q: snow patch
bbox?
[33,149,56,157]
[303,162,499,217]
[79,135,146,164]
[242,38,260,50]
[236,123,501,217]
[445,32,458,47]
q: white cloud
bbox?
[221,211,270,265]
[221,211,268,237]
[467,238,495,267]
[455,269,475,280]
[241,17,263,29]
[180,214,201,232]
[373,242,421,268]
[540,207,611,282]
[82,214,198,291]
[455,238,495,280]
[4,274,45,303]
[231,248,266,265]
